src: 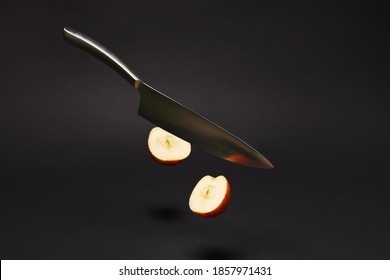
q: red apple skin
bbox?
[193,181,231,218]
[147,145,185,166]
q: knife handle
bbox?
[63,27,141,89]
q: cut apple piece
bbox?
[189,175,231,218]
[147,127,191,165]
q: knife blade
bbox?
[63,27,273,168]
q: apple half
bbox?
[147,127,191,165]
[189,175,231,218]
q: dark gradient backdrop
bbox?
[1,0,389,259]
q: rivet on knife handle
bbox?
[63,27,140,89]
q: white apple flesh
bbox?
[147,127,191,165]
[189,175,231,218]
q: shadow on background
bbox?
[145,205,184,222]
[193,247,241,260]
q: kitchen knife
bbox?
[63,27,273,168]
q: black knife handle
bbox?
[63,27,141,89]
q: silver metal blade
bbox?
[137,81,273,169]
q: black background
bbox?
[1,0,389,259]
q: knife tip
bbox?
[226,153,274,169]
[253,152,274,169]
[260,159,274,169]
